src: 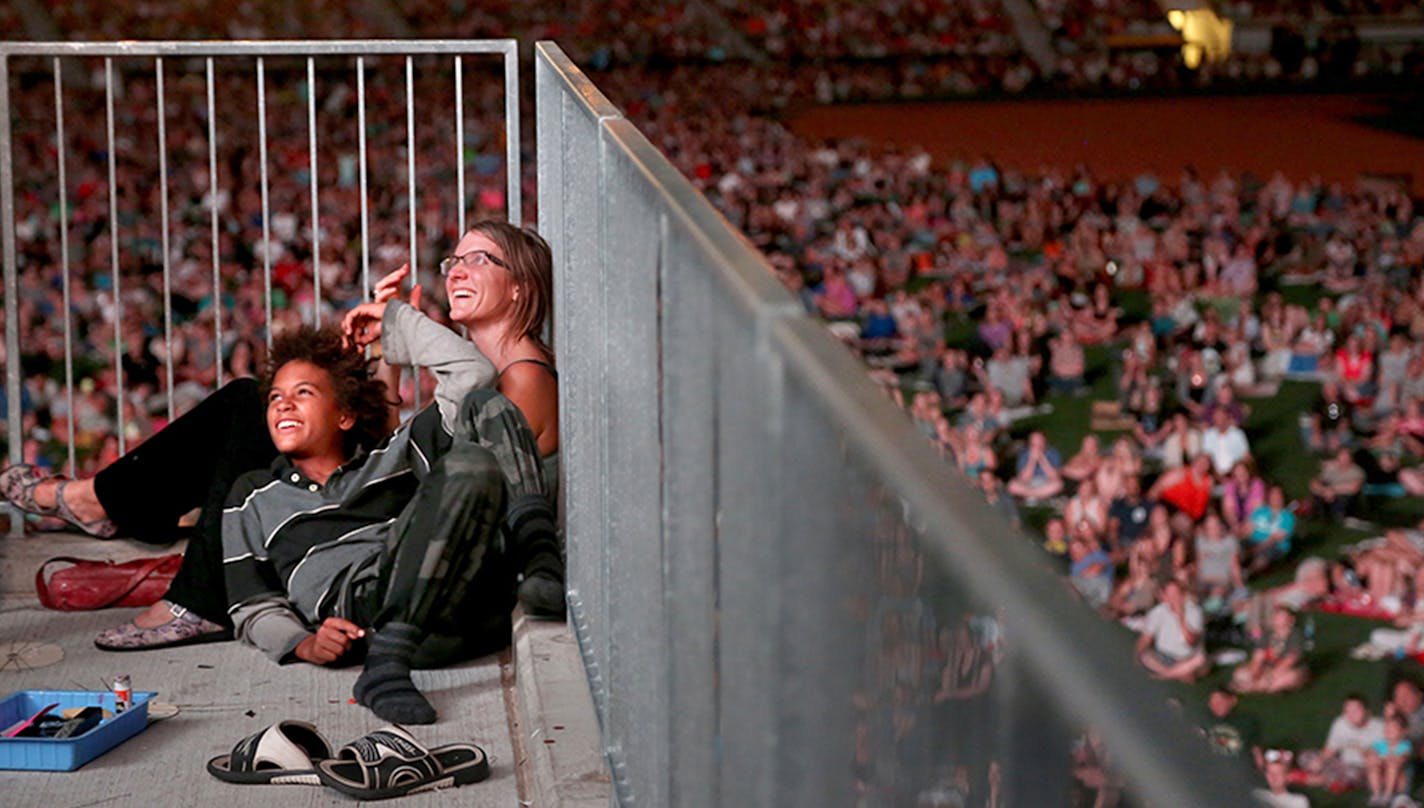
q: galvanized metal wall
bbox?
[535,41,1259,808]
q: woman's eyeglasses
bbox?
[439,249,507,276]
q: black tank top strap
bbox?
[497,357,559,381]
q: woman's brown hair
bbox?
[469,220,553,357]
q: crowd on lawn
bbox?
[750,129,1424,807]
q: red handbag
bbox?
[34,554,182,611]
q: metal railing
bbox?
[1,40,520,534]
[537,41,1258,807]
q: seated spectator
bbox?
[1006,431,1065,502]
[1359,416,1423,484]
[1258,307,1296,383]
[815,266,859,320]
[1061,434,1104,483]
[1138,411,1202,471]
[1246,486,1297,573]
[1149,453,1214,526]
[956,392,1003,442]
[1201,384,1248,428]
[1365,714,1413,806]
[1069,529,1115,611]
[1074,284,1120,345]
[1106,474,1154,559]
[1070,728,1121,808]
[1135,578,1208,683]
[1289,313,1333,376]
[1378,333,1413,396]
[1221,461,1267,539]
[1237,557,1333,638]
[933,348,970,408]
[1202,407,1252,478]
[1253,751,1310,808]
[1309,447,1365,520]
[1230,605,1308,694]
[859,297,899,346]
[1335,334,1375,404]
[1064,477,1109,539]
[953,423,998,480]
[1176,349,1216,416]
[1046,329,1086,395]
[1298,694,1385,792]
[1386,680,1424,747]
[1194,511,1247,613]
[1108,541,1160,624]
[976,344,1035,408]
[1119,351,1154,417]
[1200,687,1262,764]
[1307,380,1354,453]
[1042,515,1069,557]
[977,468,1020,528]
[1094,437,1141,503]
[1365,575,1424,658]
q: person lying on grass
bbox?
[222,323,552,725]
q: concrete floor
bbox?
[0,526,594,807]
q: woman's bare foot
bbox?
[29,477,108,525]
[132,600,176,629]
[56,479,108,525]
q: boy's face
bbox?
[266,360,354,463]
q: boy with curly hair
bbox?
[223,319,541,724]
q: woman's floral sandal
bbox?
[0,464,65,515]
[0,465,117,538]
[94,601,229,651]
[52,480,117,538]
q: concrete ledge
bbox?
[510,609,612,807]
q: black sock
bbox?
[507,495,565,617]
[353,622,435,725]
[507,495,563,582]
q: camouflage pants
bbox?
[362,388,548,635]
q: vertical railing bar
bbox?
[206,57,223,389]
[105,57,126,455]
[1,55,21,536]
[257,58,272,349]
[156,57,174,422]
[503,44,520,226]
[357,57,369,302]
[307,57,321,327]
[454,55,465,237]
[405,55,419,407]
[53,57,76,477]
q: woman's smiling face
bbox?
[444,230,514,330]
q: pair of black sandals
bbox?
[206,721,489,800]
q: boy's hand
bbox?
[294,617,366,665]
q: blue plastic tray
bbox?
[0,689,156,771]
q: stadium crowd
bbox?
[3,1,1424,805]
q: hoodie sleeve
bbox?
[380,300,497,433]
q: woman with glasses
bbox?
[1,220,564,651]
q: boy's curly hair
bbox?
[261,325,390,455]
